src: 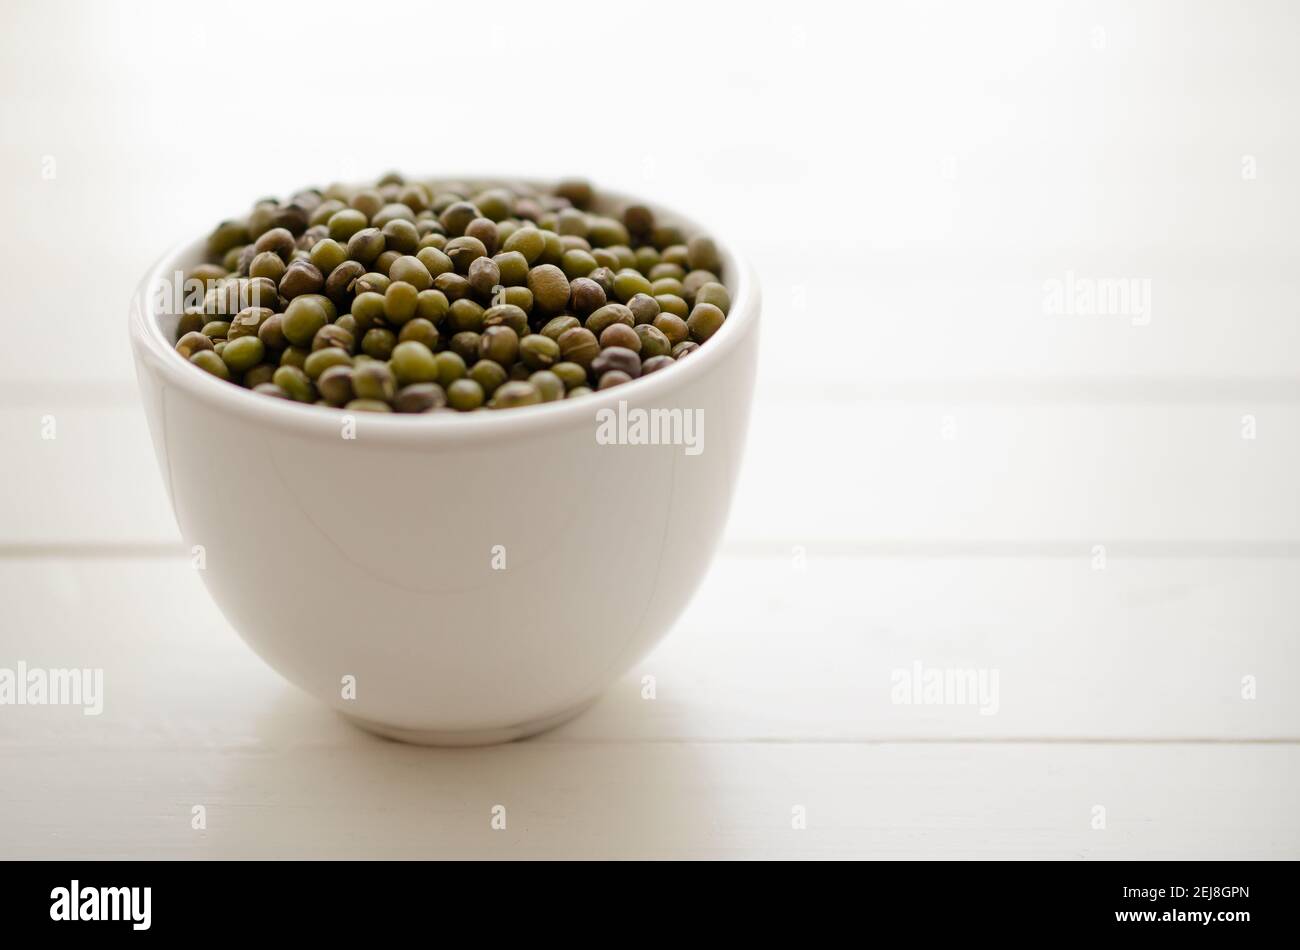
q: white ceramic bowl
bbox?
[129,188,759,745]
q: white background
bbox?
[1,0,1297,857]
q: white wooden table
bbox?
[1,0,1298,859]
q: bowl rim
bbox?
[130,181,760,446]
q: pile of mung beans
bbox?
[174,175,731,412]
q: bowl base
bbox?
[339,697,598,747]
